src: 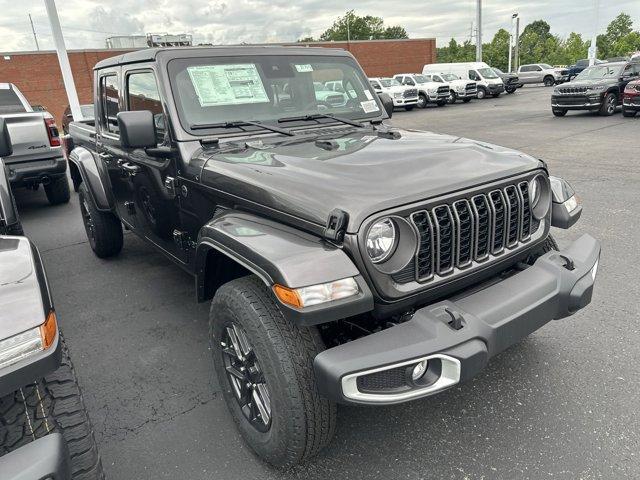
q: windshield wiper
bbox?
[277,113,365,129]
[190,120,295,136]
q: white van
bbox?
[423,62,505,99]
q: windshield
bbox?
[168,55,381,134]
[576,64,622,80]
[379,78,400,87]
[540,64,553,69]
[0,88,26,114]
[413,74,429,84]
[478,68,498,79]
[492,68,504,75]
[441,73,460,81]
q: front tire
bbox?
[552,108,568,117]
[477,87,487,99]
[417,93,428,108]
[447,90,457,104]
[210,276,336,468]
[78,183,123,258]
[44,176,70,205]
[0,335,105,479]
[599,92,617,116]
[543,76,555,87]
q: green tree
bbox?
[562,32,589,64]
[597,13,639,58]
[483,28,510,71]
[318,10,408,41]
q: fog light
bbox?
[411,360,429,381]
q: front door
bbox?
[120,68,186,264]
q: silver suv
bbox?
[517,64,569,87]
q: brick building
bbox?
[0,38,436,124]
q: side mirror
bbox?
[378,92,394,118]
[117,110,157,149]
[0,118,13,158]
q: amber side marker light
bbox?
[40,310,58,349]
[273,285,303,309]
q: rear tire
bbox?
[78,183,123,258]
[552,108,568,117]
[44,176,70,205]
[599,93,617,116]
[0,335,105,479]
[210,276,336,468]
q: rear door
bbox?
[96,68,138,229]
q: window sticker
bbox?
[295,64,314,73]
[364,90,374,100]
[360,99,380,113]
[187,64,269,107]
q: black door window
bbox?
[99,75,120,135]
[126,71,165,142]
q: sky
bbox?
[0,0,638,53]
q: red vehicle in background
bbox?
[623,79,640,117]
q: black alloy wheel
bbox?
[221,323,272,433]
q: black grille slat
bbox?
[471,195,491,260]
[411,211,435,280]
[518,182,532,240]
[452,200,473,267]
[432,205,455,274]
[504,186,521,247]
[488,190,506,253]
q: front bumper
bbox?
[6,156,67,187]
[392,97,418,107]
[623,97,640,110]
[315,234,600,405]
[487,83,505,94]
[0,433,71,480]
[552,95,601,110]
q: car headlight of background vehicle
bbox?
[529,174,552,220]
[367,218,397,263]
[428,87,438,94]
[393,92,403,99]
[587,85,606,92]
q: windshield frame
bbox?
[166,53,384,137]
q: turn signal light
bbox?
[40,310,58,349]
[273,278,359,309]
[273,284,303,309]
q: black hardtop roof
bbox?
[94,45,351,70]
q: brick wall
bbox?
[0,38,435,125]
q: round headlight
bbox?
[529,174,551,220]
[366,218,396,263]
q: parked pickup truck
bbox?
[368,77,418,110]
[551,61,640,116]
[492,68,523,94]
[0,83,70,205]
[393,73,449,107]
[421,73,477,104]
[517,64,568,86]
[69,46,600,468]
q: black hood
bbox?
[559,78,616,89]
[199,129,542,233]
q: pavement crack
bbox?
[41,240,89,253]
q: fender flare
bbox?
[0,158,20,229]
[68,147,113,211]
[195,210,373,325]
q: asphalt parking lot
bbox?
[15,85,639,479]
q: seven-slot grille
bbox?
[404,88,418,98]
[401,181,534,282]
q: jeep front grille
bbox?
[397,181,535,283]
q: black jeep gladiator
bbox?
[68,46,600,468]
[0,120,104,480]
[551,61,640,116]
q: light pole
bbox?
[508,13,518,73]
[589,0,600,65]
[44,0,82,121]
[475,0,482,61]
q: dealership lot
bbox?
[14,85,639,479]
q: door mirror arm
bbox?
[145,146,176,159]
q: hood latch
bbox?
[324,208,349,243]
